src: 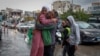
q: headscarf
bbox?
[41,6,50,13]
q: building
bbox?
[72,4,81,12]
[52,1,81,14]
[88,2,100,17]
[6,8,23,20]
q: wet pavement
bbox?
[54,44,100,56]
[0,28,100,56]
[0,28,30,56]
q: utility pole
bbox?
[70,0,73,14]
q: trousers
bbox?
[63,44,75,56]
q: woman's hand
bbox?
[52,18,57,23]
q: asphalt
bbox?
[0,28,100,56]
[0,28,30,56]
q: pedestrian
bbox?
[62,20,71,56]
[30,6,57,56]
[52,9,62,45]
[35,11,57,56]
[51,9,61,56]
[44,11,57,56]
[62,16,80,56]
[3,21,6,33]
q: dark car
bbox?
[88,17,100,29]
[0,23,2,41]
[77,21,100,43]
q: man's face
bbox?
[62,21,66,26]
[62,20,69,27]
[66,20,69,26]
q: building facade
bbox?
[88,2,100,17]
[6,8,23,20]
[52,1,81,14]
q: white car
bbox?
[16,21,35,33]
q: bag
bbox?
[42,30,52,46]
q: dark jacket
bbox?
[62,27,70,46]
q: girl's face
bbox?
[42,8,47,14]
[43,9,47,14]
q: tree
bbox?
[60,9,73,20]
[60,9,90,21]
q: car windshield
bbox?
[77,22,94,29]
[88,20,100,23]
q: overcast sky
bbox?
[0,0,100,11]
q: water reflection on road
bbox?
[0,29,100,56]
[0,29,30,56]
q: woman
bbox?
[30,6,57,56]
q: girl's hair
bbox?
[46,11,55,19]
[52,9,58,18]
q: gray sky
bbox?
[0,0,100,11]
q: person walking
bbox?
[62,16,80,56]
[30,6,57,56]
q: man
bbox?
[62,16,80,56]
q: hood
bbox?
[67,16,76,26]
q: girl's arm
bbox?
[39,14,53,24]
[36,22,56,30]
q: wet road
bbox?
[54,44,100,56]
[0,28,100,56]
[0,28,30,56]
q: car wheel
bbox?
[79,34,84,44]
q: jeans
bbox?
[63,45,75,56]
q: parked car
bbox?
[16,21,35,33]
[77,21,100,43]
[88,17,100,29]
